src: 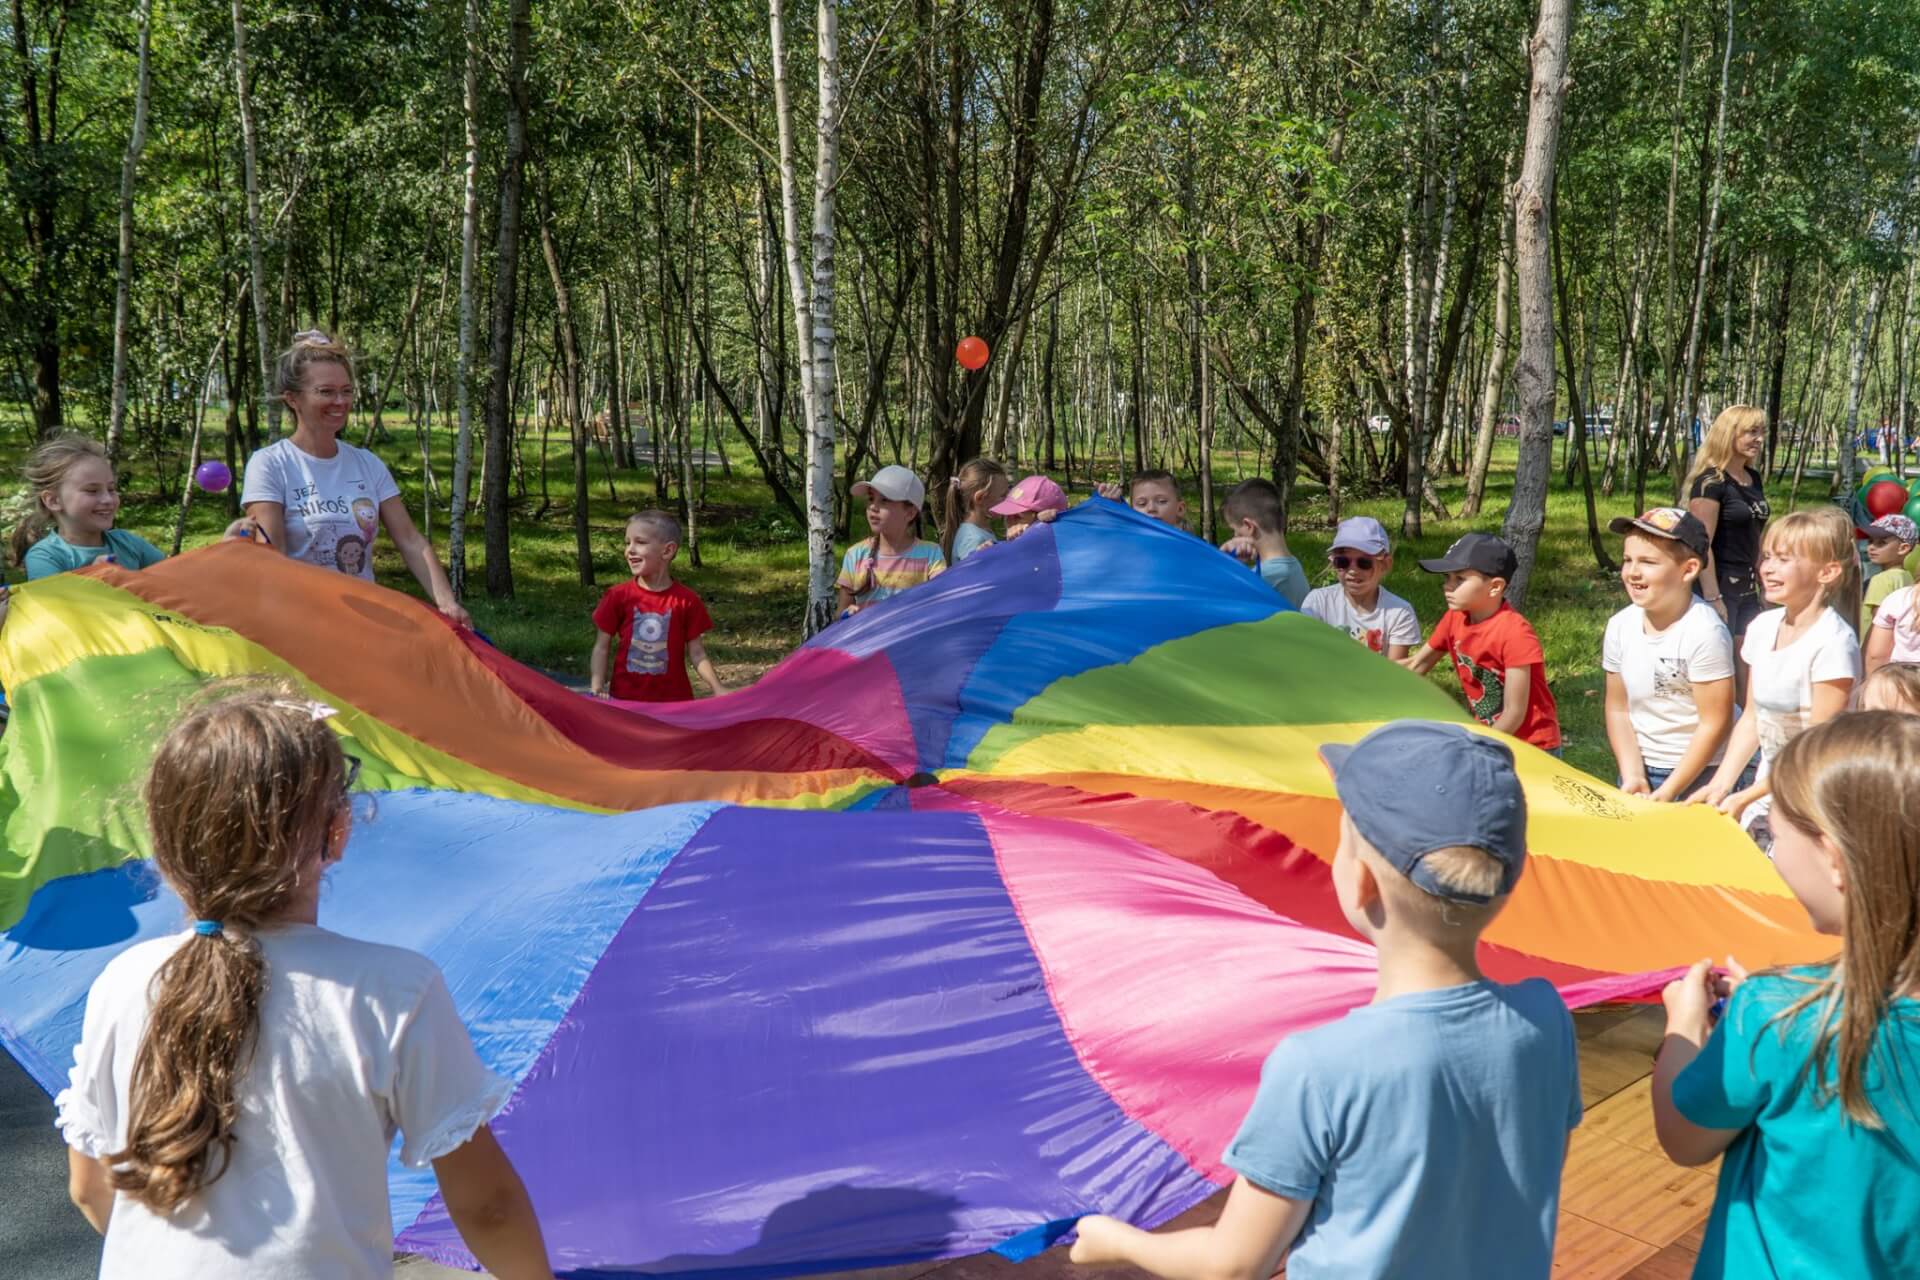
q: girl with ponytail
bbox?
[58,685,554,1278]
[941,457,1009,563]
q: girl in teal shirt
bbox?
[13,434,165,579]
[1652,711,1920,1278]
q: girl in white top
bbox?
[240,330,471,626]
[1601,509,1735,801]
[57,687,553,1280]
[1697,508,1861,831]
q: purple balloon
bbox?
[194,460,233,493]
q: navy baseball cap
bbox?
[1318,721,1528,905]
[1419,532,1519,580]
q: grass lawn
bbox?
[2,412,1840,782]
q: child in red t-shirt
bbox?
[1399,532,1563,753]
[590,510,728,702]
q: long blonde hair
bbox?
[1767,712,1920,1128]
[11,433,111,566]
[1684,404,1767,495]
[109,684,349,1211]
[1762,507,1862,630]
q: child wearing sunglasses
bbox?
[1299,517,1420,660]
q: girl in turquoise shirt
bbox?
[13,434,165,579]
[1652,711,1920,1278]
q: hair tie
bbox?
[193,920,224,937]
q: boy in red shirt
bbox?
[1399,532,1563,754]
[590,510,728,701]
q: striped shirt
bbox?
[837,539,947,606]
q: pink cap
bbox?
[990,474,1068,516]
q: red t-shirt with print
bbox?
[592,579,713,702]
[1426,602,1562,750]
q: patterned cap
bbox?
[1868,514,1919,545]
[1608,507,1710,560]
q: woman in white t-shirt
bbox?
[1601,509,1735,801]
[58,688,554,1279]
[1696,509,1862,837]
[240,330,472,626]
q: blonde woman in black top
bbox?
[1686,406,1772,680]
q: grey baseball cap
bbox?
[852,464,927,509]
[1330,516,1391,556]
[1318,721,1528,905]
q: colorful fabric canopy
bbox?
[0,501,1824,1276]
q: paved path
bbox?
[0,1050,97,1279]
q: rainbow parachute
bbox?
[0,503,1822,1275]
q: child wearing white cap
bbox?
[1298,517,1421,660]
[835,465,947,618]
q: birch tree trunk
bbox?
[1499,0,1571,608]
[231,0,278,436]
[106,0,154,464]
[1462,159,1513,518]
[1839,130,1920,496]
[483,0,533,597]
[770,0,842,636]
[448,0,481,599]
[1670,0,1734,497]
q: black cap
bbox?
[1608,507,1711,560]
[1419,532,1518,580]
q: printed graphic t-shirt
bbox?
[836,539,947,607]
[1688,467,1771,585]
[1300,585,1422,655]
[23,529,166,579]
[241,438,400,579]
[1601,598,1734,769]
[593,578,713,701]
[1742,606,1859,779]
[1426,602,1563,750]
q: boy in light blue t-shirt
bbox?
[1071,721,1580,1280]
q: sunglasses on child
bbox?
[1330,554,1376,571]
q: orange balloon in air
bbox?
[956,336,990,371]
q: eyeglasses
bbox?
[1330,555,1375,571]
[342,754,362,795]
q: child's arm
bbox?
[836,584,858,615]
[1651,959,1746,1167]
[590,629,613,697]
[66,1148,114,1235]
[1490,664,1531,738]
[1656,676,1733,802]
[1603,672,1648,794]
[431,1124,556,1280]
[1697,694,1761,807]
[689,637,727,696]
[1865,623,1894,675]
[1396,642,1442,675]
[1071,1177,1310,1280]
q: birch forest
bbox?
[5,0,1920,622]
